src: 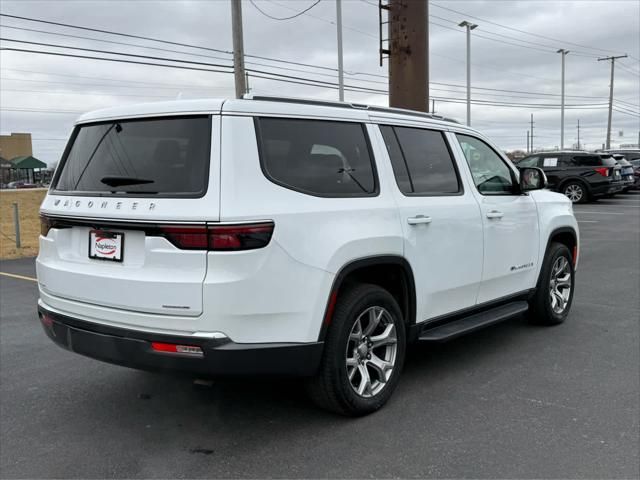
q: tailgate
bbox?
[37,216,207,316]
[37,114,220,317]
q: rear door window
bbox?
[557,155,575,167]
[572,155,600,166]
[54,116,212,197]
[255,118,377,197]
[380,125,461,195]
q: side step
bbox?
[418,301,529,342]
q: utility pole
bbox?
[557,49,569,149]
[577,119,580,150]
[336,0,344,101]
[230,0,246,99]
[530,114,534,152]
[598,54,627,149]
[388,0,428,112]
[459,20,478,126]
[527,130,530,153]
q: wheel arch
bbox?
[539,227,578,285]
[558,176,591,195]
[317,256,416,341]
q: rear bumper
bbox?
[38,305,323,377]
[590,182,622,197]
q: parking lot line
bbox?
[0,272,37,282]
[582,203,640,207]
[577,220,598,223]
[573,211,625,215]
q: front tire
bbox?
[528,242,575,325]
[307,284,406,416]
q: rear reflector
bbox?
[594,167,609,177]
[40,313,54,328]
[151,342,204,357]
[159,222,274,251]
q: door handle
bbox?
[486,210,504,219]
[407,215,432,225]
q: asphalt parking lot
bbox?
[1,192,638,479]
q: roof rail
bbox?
[243,94,459,124]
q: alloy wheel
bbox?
[564,184,583,203]
[549,256,572,314]
[345,306,398,398]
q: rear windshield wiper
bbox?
[100,176,155,187]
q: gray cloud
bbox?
[0,0,638,165]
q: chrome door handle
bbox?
[486,210,504,219]
[407,215,432,225]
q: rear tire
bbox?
[562,181,588,204]
[307,284,406,416]
[528,242,575,325]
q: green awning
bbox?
[10,156,47,169]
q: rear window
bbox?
[380,125,461,195]
[255,117,377,197]
[571,154,616,167]
[54,116,212,197]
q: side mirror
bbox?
[519,167,547,192]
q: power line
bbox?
[0,13,342,76]
[430,2,627,57]
[248,0,322,21]
[268,0,375,37]
[3,42,626,110]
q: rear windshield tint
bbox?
[54,116,211,197]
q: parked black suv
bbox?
[517,151,623,203]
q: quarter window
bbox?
[457,134,514,194]
[256,118,377,197]
[380,126,461,195]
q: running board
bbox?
[418,301,529,342]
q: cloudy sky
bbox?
[1,0,639,166]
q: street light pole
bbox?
[459,21,478,127]
[336,0,344,101]
[557,49,569,149]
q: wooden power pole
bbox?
[387,0,429,112]
[230,0,247,99]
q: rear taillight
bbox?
[159,225,209,250]
[40,215,52,237]
[158,222,274,251]
[594,167,609,177]
[208,223,274,251]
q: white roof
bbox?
[75,96,478,135]
[76,99,226,124]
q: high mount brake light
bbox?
[159,222,274,251]
[594,167,610,177]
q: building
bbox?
[0,132,33,160]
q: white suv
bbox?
[37,96,579,415]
